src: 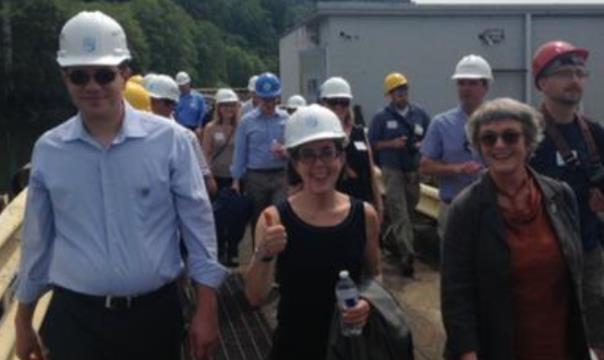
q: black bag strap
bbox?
[210,127,235,164]
[541,104,601,167]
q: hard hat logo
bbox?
[305,116,319,129]
[83,37,97,53]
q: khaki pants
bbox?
[382,168,420,263]
[245,169,287,237]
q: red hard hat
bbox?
[532,40,589,89]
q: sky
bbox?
[414,0,604,3]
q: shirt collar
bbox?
[61,101,148,143]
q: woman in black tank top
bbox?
[245,105,381,360]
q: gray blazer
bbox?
[441,168,604,359]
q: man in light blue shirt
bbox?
[231,72,289,231]
[420,54,491,239]
[15,11,226,360]
[175,71,207,131]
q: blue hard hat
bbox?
[255,72,281,98]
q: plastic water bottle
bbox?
[335,270,363,336]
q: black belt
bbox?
[247,168,284,174]
[53,281,176,311]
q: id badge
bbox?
[414,124,424,136]
[354,141,368,151]
[387,121,398,129]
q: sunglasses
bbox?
[392,86,408,96]
[325,98,351,108]
[478,130,523,147]
[296,146,341,164]
[66,68,119,86]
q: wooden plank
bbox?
[0,190,27,252]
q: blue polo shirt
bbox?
[368,103,430,171]
[530,116,604,251]
[420,106,483,203]
[231,108,289,179]
[175,90,206,129]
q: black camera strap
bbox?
[541,104,601,168]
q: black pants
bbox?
[40,284,184,360]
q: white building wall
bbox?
[280,6,604,124]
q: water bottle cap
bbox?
[339,270,349,278]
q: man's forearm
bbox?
[419,157,459,177]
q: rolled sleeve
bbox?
[16,147,54,303]
[171,131,228,289]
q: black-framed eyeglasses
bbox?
[547,68,590,80]
[325,98,351,108]
[296,146,341,164]
[66,68,119,86]
[478,130,523,147]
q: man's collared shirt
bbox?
[369,103,430,171]
[175,90,206,129]
[420,106,483,203]
[16,103,227,303]
[231,108,289,180]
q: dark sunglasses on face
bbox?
[296,146,340,164]
[392,86,408,96]
[66,68,119,86]
[479,130,522,147]
[325,98,351,108]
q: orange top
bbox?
[498,175,571,360]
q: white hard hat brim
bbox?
[286,132,347,149]
[57,54,130,68]
[451,74,493,81]
[176,79,190,86]
[322,93,353,99]
[149,93,179,103]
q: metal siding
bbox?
[281,8,604,124]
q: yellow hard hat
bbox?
[384,72,408,94]
[124,81,151,111]
[129,74,144,85]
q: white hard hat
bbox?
[142,73,158,91]
[147,74,180,102]
[56,11,131,67]
[247,75,259,92]
[320,77,353,99]
[452,54,493,81]
[215,88,239,104]
[286,95,307,109]
[175,71,191,85]
[285,104,347,149]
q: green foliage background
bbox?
[0,0,318,131]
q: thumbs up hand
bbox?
[255,210,287,262]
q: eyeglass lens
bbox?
[479,131,522,147]
[298,146,339,163]
[67,69,117,86]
